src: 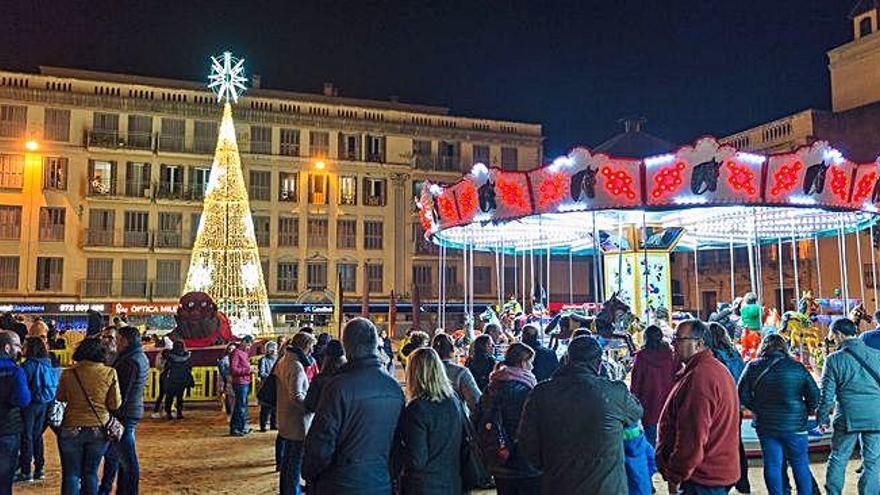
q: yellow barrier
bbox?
[144,366,257,403]
[51,349,73,367]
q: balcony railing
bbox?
[363,195,385,207]
[193,137,216,154]
[87,130,122,148]
[79,278,180,298]
[153,279,182,298]
[121,279,150,298]
[279,188,298,202]
[256,231,270,247]
[0,225,21,241]
[278,234,299,248]
[366,152,384,163]
[126,132,153,150]
[38,225,65,242]
[279,143,300,156]
[250,141,272,155]
[123,231,150,248]
[124,180,152,199]
[158,134,185,152]
[156,181,186,200]
[87,178,117,197]
[249,186,271,202]
[84,229,114,247]
[154,231,182,248]
[0,121,26,138]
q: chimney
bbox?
[251,74,261,89]
[323,82,338,97]
[621,116,646,133]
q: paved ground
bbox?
[15,405,864,494]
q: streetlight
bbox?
[24,139,39,151]
[314,159,326,170]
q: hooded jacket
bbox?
[0,355,30,435]
[817,338,880,431]
[21,357,59,404]
[113,339,149,420]
[164,350,194,393]
[739,350,819,436]
[477,365,539,479]
[230,346,252,385]
[630,347,680,425]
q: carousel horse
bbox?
[849,303,872,328]
[779,309,822,366]
[547,292,637,356]
[478,306,501,328]
[798,290,820,320]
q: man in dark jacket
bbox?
[99,326,148,495]
[303,318,405,495]
[657,319,740,494]
[518,335,643,494]
[521,324,559,382]
[0,330,29,495]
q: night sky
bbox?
[0,0,860,157]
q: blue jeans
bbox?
[276,434,286,470]
[0,434,19,495]
[18,402,48,476]
[825,428,880,495]
[759,432,812,495]
[58,427,108,495]
[279,438,304,495]
[680,481,731,494]
[99,418,139,495]
[644,423,658,448]
[230,383,250,434]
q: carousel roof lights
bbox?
[735,152,767,165]
[787,195,818,206]
[644,153,676,168]
[823,148,845,165]
[429,184,443,196]
[470,162,489,177]
[548,155,574,172]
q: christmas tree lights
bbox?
[183,54,273,337]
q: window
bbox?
[364,220,383,250]
[501,147,518,169]
[338,133,360,160]
[90,112,118,146]
[309,131,330,157]
[122,259,148,297]
[412,222,437,254]
[438,141,459,171]
[194,121,218,153]
[0,105,27,138]
[189,213,201,246]
[253,215,270,247]
[125,162,151,197]
[44,108,70,142]
[279,172,299,202]
[337,219,356,249]
[155,259,181,297]
[249,170,271,201]
[308,218,328,248]
[366,135,385,162]
[0,206,21,240]
[277,262,299,292]
[337,263,357,292]
[88,160,116,195]
[159,118,185,151]
[861,16,873,37]
[38,207,65,241]
[280,129,300,156]
[85,259,113,296]
[0,154,24,189]
[339,176,357,205]
[306,260,328,289]
[156,212,182,248]
[473,144,490,164]
[36,257,63,291]
[309,174,329,204]
[158,164,183,198]
[278,217,299,247]
[367,263,383,293]
[412,140,432,169]
[43,157,67,190]
[413,265,432,295]
[87,209,114,246]
[190,167,211,200]
[250,125,272,154]
[474,266,491,294]
[363,178,386,206]
[127,114,153,149]
[123,211,150,247]
[0,256,19,291]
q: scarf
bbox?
[489,364,537,388]
[290,347,314,369]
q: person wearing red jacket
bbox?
[631,325,681,447]
[230,335,254,436]
[657,319,740,495]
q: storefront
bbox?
[111,301,178,331]
[0,302,109,330]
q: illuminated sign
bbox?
[114,302,179,315]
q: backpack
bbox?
[28,359,59,404]
[474,389,510,470]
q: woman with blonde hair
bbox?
[399,347,464,494]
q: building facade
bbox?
[0,66,542,329]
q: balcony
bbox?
[154,230,183,248]
[279,143,300,157]
[87,178,117,197]
[437,155,460,172]
[249,186,271,202]
[84,229,115,247]
[121,279,150,298]
[36,275,63,292]
[193,137,215,154]
[38,225,65,242]
[86,130,122,148]
[158,134,185,152]
[414,237,439,255]
[153,278,182,298]
[413,154,434,170]
[80,278,114,297]
[123,180,152,199]
[364,195,385,207]
[250,141,272,155]
[0,225,21,241]
[256,230,270,247]
[366,152,384,163]
[79,278,161,298]
[127,132,153,150]
[0,121,26,138]
[279,188,298,202]
[123,230,150,248]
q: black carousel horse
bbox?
[690,158,722,195]
[803,160,828,195]
[478,179,496,212]
[570,166,599,201]
[547,292,637,355]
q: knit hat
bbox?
[266,341,278,352]
[566,335,603,366]
[325,339,344,358]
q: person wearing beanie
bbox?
[304,340,345,413]
[259,341,280,432]
[518,335,643,494]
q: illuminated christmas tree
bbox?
[183,52,273,337]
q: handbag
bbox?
[46,400,67,431]
[72,369,124,442]
[256,373,277,407]
[455,397,493,490]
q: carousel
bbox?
[417,136,880,455]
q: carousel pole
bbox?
[814,235,823,299]
[871,225,878,311]
[500,239,506,307]
[568,248,574,305]
[777,237,785,312]
[591,211,600,302]
[469,242,475,333]
[694,245,701,318]
[839,216,850,313]
[513,245,518,303]
[729,233,736,302]
[495,244,501,308]
[462,241,468,332]
[791,229,800,304]
[856,225,866,307]
[440,245,446,330]
[521,249,526,314]
[643,210,650,323]
[546,247,551,309]
[747,236,757,295]
[617,213,624,293]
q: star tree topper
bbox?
[208,51,247,104]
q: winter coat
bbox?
[738,350,819,436]
[0,356,30,435]
[164,351,194,394]
[522,338,559,383]
[258,353,277,380]
[477,365,539,479]
[229,347,252,385]
[713,347,746,382]
[818,338,880,431]
[656,350,740,487]
[399,396,463,495]
[518,363,643,495]
[274,353,312,441]
[304,370,337,414]
[862,327,880,351]
[56,361,121,427]
[624,424,656,495]
[21,357,59,404]
[442,359,481,416]
[303,357,405,495]
[466,350,496,392]
[630,347,680,425]
[113,340,149,420]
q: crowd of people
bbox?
[2,298,880,495]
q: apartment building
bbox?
[0,65,542,327]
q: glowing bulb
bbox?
[314,160,326,170]
[24,140,38,151]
